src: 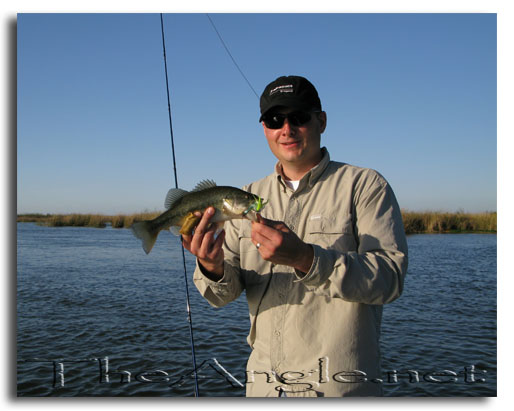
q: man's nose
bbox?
[281,118,296,135]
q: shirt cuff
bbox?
[294,243,343,286]
[194,259,240,297]
[197,260,226,283]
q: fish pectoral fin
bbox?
[179,212,201,235]
[214,221,225,235]
[169,225,182,236]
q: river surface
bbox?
[16,223,496,396]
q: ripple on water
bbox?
[17,225,496,396]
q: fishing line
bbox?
[206,14,259,99]
[159,13,200,397]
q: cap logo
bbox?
[269,84,293,96]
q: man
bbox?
[182,75,408,397]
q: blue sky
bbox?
[17,13,497,214]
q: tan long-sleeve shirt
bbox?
[193,148,408,397]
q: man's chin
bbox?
[279,148,303,161]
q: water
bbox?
[379,234,496,396]
[16,224,496,396]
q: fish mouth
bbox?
[243,209,259,222]
[243,195,268,217]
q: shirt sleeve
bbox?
[192,219,245,307]
[295,170,408,305]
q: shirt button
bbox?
[274,330,281,337]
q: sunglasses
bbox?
[262,110,319,129]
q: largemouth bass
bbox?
[131,180,267,254]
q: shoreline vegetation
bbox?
[17,211,496,235]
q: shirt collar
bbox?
[274,147,331,191]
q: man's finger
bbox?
[199,228,217,256]
[256,214,288,231]
[181,234,192,250]
[251,225,284,253]
[189,207,216,252]
[256,213,280,226]
[252,219,286,243]
[194,207,216,235]
[209,229,225,258]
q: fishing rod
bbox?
[205,14,259,99]
[159,13,200,397]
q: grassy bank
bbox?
[17,212,160,229]
[401,211,496,234]
[17,211,496,234]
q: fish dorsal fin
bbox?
[164,188,189,209]
[191,179,217,192]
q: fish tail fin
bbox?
[131,221,159,254]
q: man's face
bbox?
[262,107,327,170]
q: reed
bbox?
[45,213,110,228]
[18,212,161,228]
[17,211,497,234]
[110,212,160,228]
[401,211,497,234]
[16,213,52,223]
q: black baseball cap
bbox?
[259,75,322,122]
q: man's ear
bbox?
[318,111,327,133]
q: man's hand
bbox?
[251,214,314,275]
[182,207,225,280]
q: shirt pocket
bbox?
[305,213,357,252]
[238,220,257,254]
[238,221,272,286]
